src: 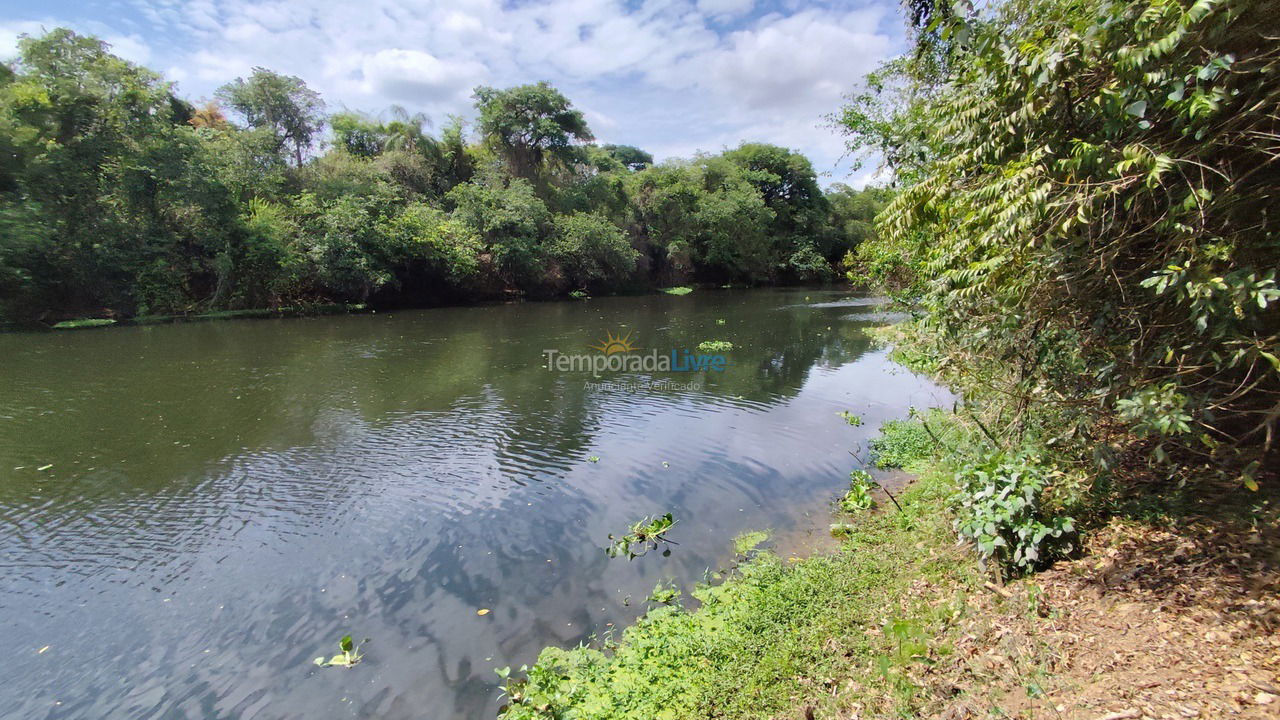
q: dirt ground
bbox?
[923,503,1280,719]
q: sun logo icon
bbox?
[590,330,641,355]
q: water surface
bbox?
[0,289,947,719]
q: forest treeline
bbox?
[0,29,887,323]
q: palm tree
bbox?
[381,105,435,154]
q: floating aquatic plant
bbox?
[606,513,677,559]
[313,635,365,669]
[696,340,733,353]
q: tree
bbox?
[217,68,325,167]
[381,105,434,153]
[825,183,891,257]
[446,176,551,284]
[330,111,385,158]
[436,115,475,192]
[602,144,653,171]
[473,82,594,182]
[548,212,638,287]
[723,143,827,244]
[690,160,776,281]
[629,157,779,283]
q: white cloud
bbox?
[359,49,487,105]
[706,9,891,111]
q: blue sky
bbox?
[2,1,906,185]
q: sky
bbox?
[1,0,907,187]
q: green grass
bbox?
[499,470,978,720]
[868,410,959,471]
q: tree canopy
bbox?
[217,68,325,167]
[473,82,594,182]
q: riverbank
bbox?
[10,284,780,332]
[496,428,983,720]
[498,419,1280,720]
[2,302,373,332]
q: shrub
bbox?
[385,203,483,283]
[952,450,1075,576]
[548,211,638,286]
[447,177,550,284]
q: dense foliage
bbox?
[0,30,886,323]
[843,0,1279,508]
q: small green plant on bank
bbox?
[660,286,693,296]
[838,411,863,427]
[715,318,726,325]
[568,289,590,300]
[952,450,1075,577]
[605,513,677,559]
[840,469,877,512]
[829,522,856,539]
[313,635,365,668]
[646,581,681,607]
[696,340,732,353]
[875,617,931,706]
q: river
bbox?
[0,289,947,720]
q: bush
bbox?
[386,203,483,284]
[548,211,638,286]
[447,177,550,284]
[952,450,1075,576]
[786,244,832,281]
